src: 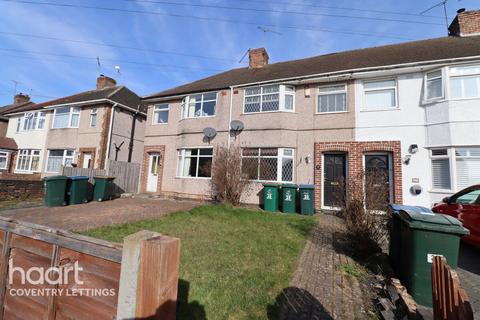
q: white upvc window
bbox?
[431,149,451,190]
[425,70,444,100]
[90,108,97,127]
[181,92,217,119]
[52,107,81,128]
[16,111,46,132]
[15,149,41,172]
[317,84,347,113]
[449,64,480,99]
[363,79,397,109]
[244,84,295,113]
[455,148,480,190]
[46,149,75,173]
[153,104,169,124]
[0,151,8,170]
[241,148,294,182]
[176,148,213,178]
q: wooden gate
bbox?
[431,256,473,320]
[0,216,179,320]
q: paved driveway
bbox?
[457,243,480,320]
[0,197,200,231]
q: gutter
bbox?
[127,105,141,162]
[105,103,117,168]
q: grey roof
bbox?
[145,35,480,99]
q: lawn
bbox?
[83,204,316,320]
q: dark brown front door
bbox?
[365,154,391,209]
[323,154,346,207]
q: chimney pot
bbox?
[248,48,269,68]
[96,75,117,90]
[449,9,480,37]
[457,8,466,13]
[13,93,30,105]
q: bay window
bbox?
[241,148,294,182]
[53,107,80,128]
[425,70,443,100]
[455,148,480,190]
[317,84,347,113]
[244,84,295,113]
[15,111,46,132]
[16,149,40,172]
[0,151,8,170]
[177,148,213,178]
[431,149,451,190]
[450,64,480,99]
[46,149,74,173]
[153,104,169,124]
[363,79,397,109]
[181,93,216,118]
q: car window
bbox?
[456,189,480,204]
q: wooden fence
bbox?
[0,216,179,320]
[62,160,140,194]
[432,256,473,320]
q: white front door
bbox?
[147,153,160,192]
[82,153,93,169]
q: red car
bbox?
[432,185,480,248]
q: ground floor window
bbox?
[455,148,480,190]
[16,149,40,172]
[177,148,213,178]
[0,151,9,170]
[46,149,75,173]
[241,148,294,182]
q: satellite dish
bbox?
[203,127,217,139]
[230,120,244,132]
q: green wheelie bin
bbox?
[281,184,298,213]
[299,184,315,215]
[93,176,115,202]
[43,175,68,207]
[263,183,279,212]
[398,209,469,307]
[67,176,90,205]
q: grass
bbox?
[83,204,316,320]
[0,198,43,211]
[336,263,364,280]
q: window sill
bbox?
[175,176,211,180]
[152,122,169,126]
[360,107,400,112]
[241,110,295,115]
[180,115,216,120]
[315,111,348,115]
[13,171,39,174]
[429,189,454,194]
[51,127,79,130]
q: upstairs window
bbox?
[46,149,74,173]
[431,149,451,190]
[16,149,40,172]
[425,70,443,100]
[153,104,169,124]
[53,107,80,128]
[450,65,480,99]
[16,111,46,132]
[244,85,295,113]
[317,85,347,113]
[182,93,217,118]
[363,79,397,109]
[241,148,294,182]
[90,108,97,127]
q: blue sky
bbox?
[0,0,472,105]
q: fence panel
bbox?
[107,160,140,194]
[432,256,473,320]
[61,167,106,184]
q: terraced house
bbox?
[1,75,146,177]
[141,9,480,209]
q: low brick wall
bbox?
[0,179,44,201]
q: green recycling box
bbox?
[263,183,279,212]
[398,209,469,307]
[281,184,298,213]
[43,175,68,207]
[93,176,115,202]
[67,176,90,205]
[299,184,315,215]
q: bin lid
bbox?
[399,209,470,235]
[282,183,298,188]
[69,176,90,181]
[43,175,68,181]
[390,204,432,214]
[299,184,315,189]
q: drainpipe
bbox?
[227,86,235,148]
[127,105,140,162]
[104,103,117,168]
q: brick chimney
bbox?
[249,48,269,68]
[96,74,117,90]
[13,93,30,105]
[449,9,480,37]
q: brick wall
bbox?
[0,179,43,201]
[140,145,165,193]
[314,141,403,209]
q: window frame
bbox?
[152,104,170,125]
[89,108,97,127]
[45,149,75,173]
[362,78,398,110]
[424,69,444,101]
[448,64,480,100]
[16,111,46,132]
[0,150,9,170]
[176,147,213,179]
[15,149,41,173]
[316,84,348,114]
[52,106,81,129]
[243,84,295,114]
[241,147,295,183]
[181,92,217,119]
[430,148,452,191]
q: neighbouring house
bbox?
[141,9,480,209]
[2,75,146,177]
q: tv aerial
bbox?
[420,0,459,30]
